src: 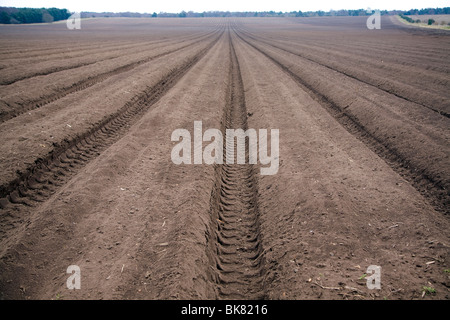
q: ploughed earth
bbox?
[0,16,449,300]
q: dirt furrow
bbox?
[0,59,102,86]
[0,30,221,123]
[208,32,265,300]
[234,28,449,215]
[0,37,182,66]
[0,40,140,60]
[235,26,449,118]
[0,31,223,242]
[237,22,450,70]
[0,30,214,86]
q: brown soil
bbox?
[0,16,448,300]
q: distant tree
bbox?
[428,18,435,25]
[0,11,10,23]
[178,10,186,18]
[46,8,70,21]
[12,8,43,23]
[152,12,157,17]
[0,7,70,24]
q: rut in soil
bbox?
[208,32,266,299]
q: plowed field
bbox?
[0,15,449,300]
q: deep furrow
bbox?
[208,30,265,300]
[0,30,223,241]
[234,28,449,215]
[0,29,221,123]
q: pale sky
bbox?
[0,0,448,13]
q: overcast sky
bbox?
[0,0,448,13]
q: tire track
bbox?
[0,30,223,240]
[234,27,449,215]
[0,29,221,123]
[235,26,450,118]
[208,30,266,299]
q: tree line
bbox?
[1,6,449,24]
[0,7,71,24]
[402,7,450,15]
[83,7,449,18]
